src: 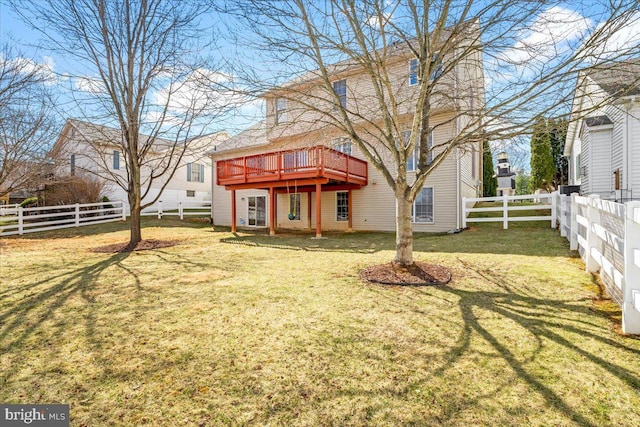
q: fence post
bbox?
[18,206,24,235]
[75,203,80,227]
[157,201,163,219]
[622,201,640,334]
[121,201,126,221]
[462,197,467,228]
[585,194,601,273]
[551,192,557,228]
[503,194,509,230]
[179,202,183,220]
[560,195,567,237]
[570,194,578,250]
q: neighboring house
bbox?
[210,26,484,235]
[565,60,640,201]
[495,152,516,196]
[51,119,228,207]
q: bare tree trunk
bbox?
[395,192,413,266]
[126,166,142,250]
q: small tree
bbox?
[482,140,497,197]
[515,172,531,195]
[530,118,555,191]
[549,117,569,187]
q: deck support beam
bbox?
[307,193,312,230]
[315,182,322,238]
[231,190,237,233]
[269,187,276,235]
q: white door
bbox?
[247,196,267,227]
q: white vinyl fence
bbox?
[553,192,640,334]
[462,193,555,229]
[140,200,212,220]
[0,201,126,236]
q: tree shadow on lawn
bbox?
[218,224,572,257]
[0,252,136,386]
[361,264,640,426]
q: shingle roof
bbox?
[211,121,268,154]
[588,59,640,97]
[584,115,613,127]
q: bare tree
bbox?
[13,0,227,249]
[0,43,56,200]
[224,0,640,265]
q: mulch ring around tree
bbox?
[92,239,181,253]
[361,261,452,286]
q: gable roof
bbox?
[588,59,640,98]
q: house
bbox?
[565,60,640,201]
[210,26,484,236]
[51,119,228,207]
[495,152,516,196]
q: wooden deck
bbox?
[216,145,368,189]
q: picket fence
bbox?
[0,200,212,237]
[553,192,640,334]
[0,201,126,236]
[462,193,555,229]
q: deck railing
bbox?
[216,145,368,186]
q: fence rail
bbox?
[462,193,554,229]
[140,200,212,220]
[552,192,640,334]
[0,201,126,236]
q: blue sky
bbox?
[2,1,639,170]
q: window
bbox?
[288,193,301,220]
[409,59,419,85]
[187,162,205,182]
[70,154,75,176]
[275,97,287,124]
[430,53,443,80]
[333,79,347,109]
[186,190,195,197]
[336,192,349,221]
[576,153,582,179]
[412,187,434,223]
[332,137,352,155]
[113,150,120,170]
[406,130,433,172]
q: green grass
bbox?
[1,218,639,426]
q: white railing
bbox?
[141,200,212,220]
[0,203,21,216]
[462,193,554,229]
[553,192,640,335]
[0,201,126,236]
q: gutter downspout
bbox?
[456,147,461,229]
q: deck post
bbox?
[269,187,276,235]
[231,190,237,233]
[315,181,322,238]
[348,189,353,230]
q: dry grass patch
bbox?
[1,218,640,426]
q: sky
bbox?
[1,1,640,171]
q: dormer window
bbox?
[410,54,443,85]
[275,97,287,124]
[332,79,347,109]
[409,59,419,85]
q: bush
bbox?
[20,197,38,208]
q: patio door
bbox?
[247,196,267,227]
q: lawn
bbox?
[1,219,639,426]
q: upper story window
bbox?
[409,54,443,85]
[333,79,347,109]
[187,162,205,182]
[409,59,419,85]
[332,137,352,156]
[113,150,120,170]
[275,97,287,124]
[405,130,433,172]
[430,53,443,80]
